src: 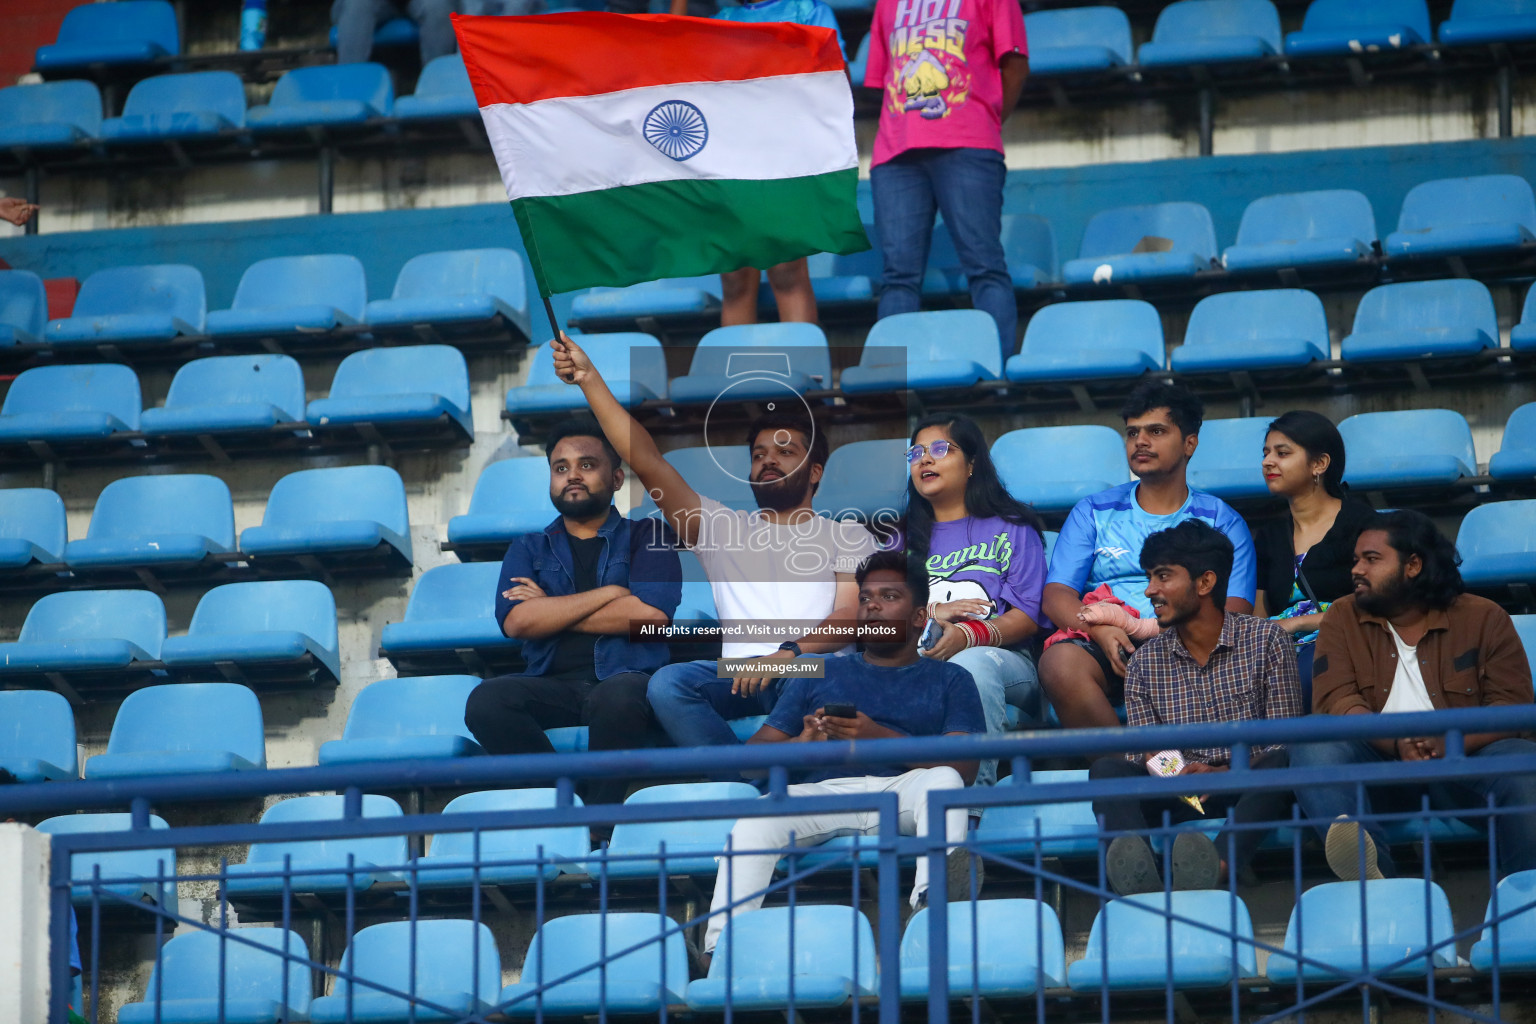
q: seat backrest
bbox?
[0,488,67,562]
[1184,290,1330,354]
[0,81,103,135]
[1188,417,1273,475]
[106,683,265,764]
[1002,213,1059,279]
[121,71,246,125]
[403,562,502,623]
[1513,614,1536,666]
[139,928,311,1012]
[813,438,909,522]
[188,580,337,647]
[71,264,205,326]
[0,270,50,343]
[465,458,554,516]
[391,248,527,311]
[902,900,1066,983]
[991,425,1128,498]
[262,465,409,534]
[431,789,590,866]
[1502,402,1536,451]
[413,52,473,98]
[1,364,142,427]
[1451,0,1536,18]
[1283,879,1454,964]
[269,63,393,113]
[1023,6,1133,62]
[229,255,368,319]
[1338,409,1476,477]
[1235,189,1377,247]
[55,0,180,54]
[0,690,77,778]
[162,354,306,421]
[709,906,877,988]
[1021,299,1164,362]
[1482,868,1536,942]
[522,333,668,396]
[1457,499,1536,561]
[1300,0,1432,40]
[341,675,481,742]
[605,782,760,862]
[1351,279,1497,339]
[1152,0,1281,48]
[686,323,832,383]
[521,914,687,998]
[1083,891,1256,972]
[1397,174,1536,234]
[1078,202,1217,261]
[36,812,173,892]
[86,474,235,547]
[660,445,755,508]
[328,345,470,411]
[860,309,1003,378]
[18,589,165,656]
[337,920,500,1005]
[246,794,404,867]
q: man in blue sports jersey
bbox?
[1039,382,1257,729]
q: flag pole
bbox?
[541,293,563,341]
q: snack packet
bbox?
[1145,749,1204,814]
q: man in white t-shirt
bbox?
[551,333,878,749]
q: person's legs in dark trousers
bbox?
[332,0,398,63]
[582,672,664,806]
[1090,755,1218,894]
[1210,748,1293,876]
[928,147,1016,366]
[872,152,938,325]
[1290,738,1400,878]
[406,0,459,64]
[1432,737,1536,876]
[463,672,589,755]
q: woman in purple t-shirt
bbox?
[906,413,1048,787]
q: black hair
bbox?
[1362,509,1464,610]
[1120,381,1205,438]
[856,549,930,609]
[745,408,828,494]
[545,415,620,471]
[904,414,1045,560]
[1267,410,1347,499]
[1139,519,1235,607]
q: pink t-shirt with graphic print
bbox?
[862,0,1027,167]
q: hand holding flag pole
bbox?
[550,332,592,385]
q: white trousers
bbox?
[703,767,968,952]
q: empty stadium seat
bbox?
[395,52,478,119]
[900,899,1067,999]
[631,444,757,517]
[419,789,590,888]
[570,276,722,322]
[1007,299,1163,382]
[36,813,175,908]
[240,465,413,570]
[0,364,141,446]
[85,683,266,779]
[310,920,500,1023]
[813,438,908,521]
[160,580,341,685]
[380,561,520,673]
[247,64,394,129]
[34,0,180,71]
[974,770,1101,857]
[507,333,668,417]
[1340,279,1498,362]
[687,906,878,1011]
[1514,615,1536,665]
[307,345,473,441]
[0,690,77,782]
[0,81,102,149]
[500,913,688,1016]
[364,248,529,339]
[1138,0,1282,66]
[1513,283,1536,350]
[1172,290,1331,373]
[841,310,1002,394]
[0,270,49,346]
[0,589,164,685]
[1285,0,1432,55]
[1458,500,1536,589]
[226,795,406,897]
[206,255,368,337]
[64,474,236,573]
[1023,7,1134,74]
[1491,402,1536,479]
[117,928,312,1024]
[1062,202,1218,286]
[100,71,247,141]
[1337,409,1475,489]
[1221,190,1378,273]
[446,458,559,555]
[0,488,66,570]
[1385,175,1536,259]
[1266,879,1455,982]
[598,782,761,879]
[47,264,206,346]
[1472,869,1536,971]
[140,354,307,438]
[992,426,1127,512]
[669,323,831,404]
[1070,891,1257,991]
[924,215,1058,293]
[318,675,484,765]
[1440,0,1536,45]
[676,549,720,625]
[1187,417,1273,500]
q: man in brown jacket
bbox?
[1293,509,1536,881]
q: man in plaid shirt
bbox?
[1088,520,1302,896]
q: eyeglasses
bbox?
[906,440,954,464]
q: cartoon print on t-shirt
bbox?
[927,529,1011,606]
[885,0,972,120]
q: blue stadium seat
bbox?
[1172,290,1330,373]
[1340,279,1498,362]
[974,770,1101,857]
[1007,299,1163,382]
[1138,0,1282,66]
[64,474,236,573]
[117,928,312,1024]
[226,795,406,897]
[307,344,473,441]
[318,675,484,766]
[500,913,688,1017]
[847,32,873,84]
[544,727,589,753]
[668,323,831,404]
[1285,0,1432,55]
[676,550,719,625]
[992,425,1127,512]
[1514,615,1536,665]
[841,310,1002,394]
[207,255,368,337]
[598,782,761,879]
[1491,402,1536,479]
[0,270,49,346]
[1024,7,1134,74]
[924,215,1057,294]
[1440,0,1536,45]
[0,590,164,683]
[631,445,757,517]
[0,364,140,445]
[34,1,180,71]
[1222,190,1377,273]
[100,71,246,141]
[36,813,175,908]
[446,458,558,553]
[239,465,413,570]
[380,561,520,672]
[687,906,878,1011]
[1062,202,1218,286]
[365,248,529,338]
[571,276,722,322]
[327,15,420,49]
[507,333,667,416]
[395,53,478,119]
[140,354,307,438]
[1266,879,1455,982]
[1513,283,1536,350]
[0,81,102,149]
[0,488,66,570]
[1070,891,1258,990]
[1472,869,1536,971]
[900,900,1067,999]
[247,64,394,129]
[85,683,266,779]
[419,789,590,888]
[0,690,77,782]
[1385,175,1536,259]
[160,580,341,685]
[1458,500,1536,589]
[310,920,500,1024]
[804,234,879,305]
[1187,417,1273,501]
[813,438,908,522]
[1338,409,1476,489]
[47,264,206,346]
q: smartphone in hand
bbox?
[822,703,857,719]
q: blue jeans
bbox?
[647,659,787,749]
[1291,737,1536,877]
[870,147,1016,366]
[948,646,1039,788]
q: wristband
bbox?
[984,618,1002,647]
[778,641,803,657]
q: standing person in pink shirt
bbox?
[864,0,1028,364]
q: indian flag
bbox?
[453,12,870,297]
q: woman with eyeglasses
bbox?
[906,414,1048,786]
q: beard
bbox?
[1355,568,1409,616]
[750,470,812,512]
[552,486,612,520]
[1151,590,1201,629]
